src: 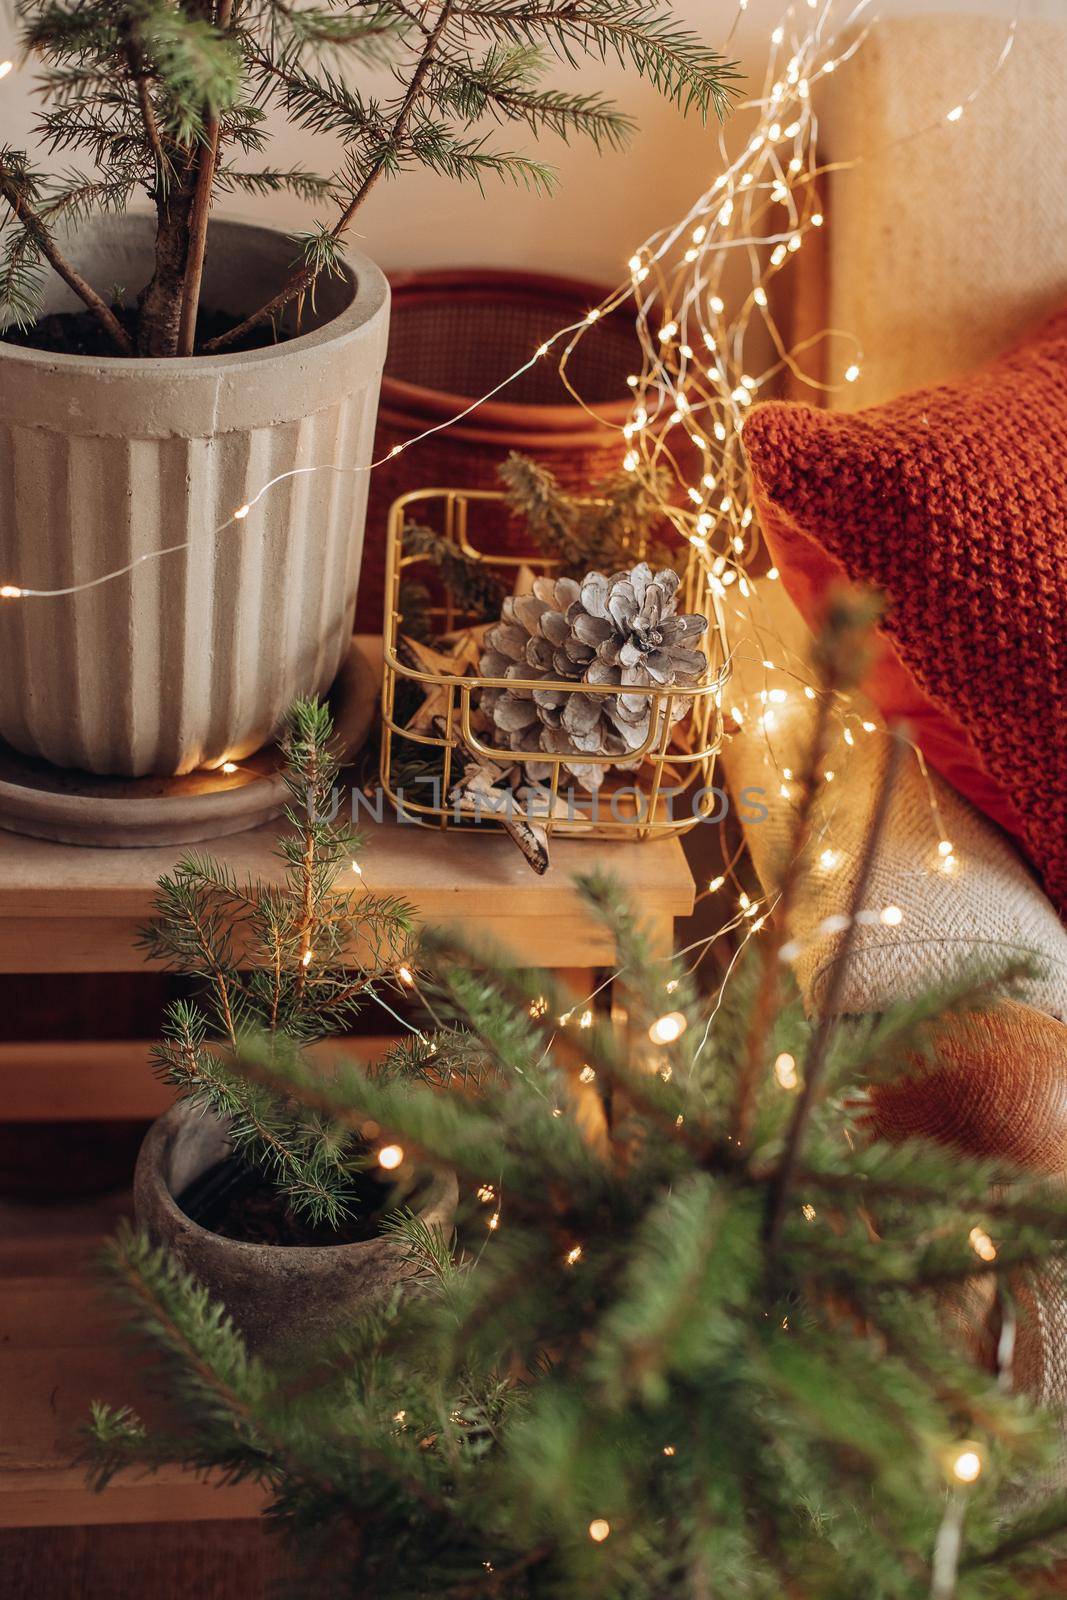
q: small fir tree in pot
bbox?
[0,1,738,357]
[132,698,478,1346]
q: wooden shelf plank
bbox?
[0,818,693,973]
[0,1036,398,1121]
[0,632,695,972]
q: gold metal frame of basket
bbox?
[380,488,727,841]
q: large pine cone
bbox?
[479,564,708,790]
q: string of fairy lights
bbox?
[0,0,1017,606]
[0,0,1011,903]
[0,1,1023,1537]
[0,0,1007,1064]
[0,15,1018,1004]
[335,11,1020,1546]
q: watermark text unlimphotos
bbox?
[309,781,770,828]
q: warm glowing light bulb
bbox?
[565,1245,583,1265]
[378,1144,404,1170]
[844,364,861,383]
[398,965,415,986]
[951,1445,983,1483]
[775,1052,798,1089]
[649,1011,687,1046]
[221,761,238,774]
[233,503,251,520]
[0,584,24,599]
[708,875,725,892]
[589,1520,611,1543]
[351,860,362,875]
[300,948,312,967]
[880,905,904,927]
[946,104,964,123]
[938,839,954,857]
[969,1226,997,1262]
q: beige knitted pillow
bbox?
[809,14,1067,411]
[718,579,1067,1021]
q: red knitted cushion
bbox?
[741,309,1067,914]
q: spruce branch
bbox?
[140,697,416,1221]
[119,16,169,191]
[765,730,906,1256]
[13,0,736,353]
[176,0,235,355]
[498,450,678,574]
[0,150,134,349]
[203,0,460,352]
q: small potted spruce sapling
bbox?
[0,2,736,781]
[133,698,468,1352]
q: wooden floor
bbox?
[0,1186,268,1533]
[0,1519,287,1600]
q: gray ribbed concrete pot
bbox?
[0,214,389,777]
[134,1098,458,1354]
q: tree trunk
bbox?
[136,189,195,357]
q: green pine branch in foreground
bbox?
[86,605,1067,1596]
[90,904,1067,1565]
[1,0,741,355]
[89,877,1067,1598]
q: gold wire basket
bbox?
[380,488,727,842]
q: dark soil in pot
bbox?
[178,1150,393,1247]
[2,305,294,358]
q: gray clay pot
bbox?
[0,213,389,778]
[134,1098,457,1354]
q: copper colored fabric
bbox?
[871,1001,1067,1410]
[742,307,1067,913]
[870,1003,1067,1175]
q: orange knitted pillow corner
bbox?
[741,309,1067,913]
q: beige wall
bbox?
[0,0,1037,291]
